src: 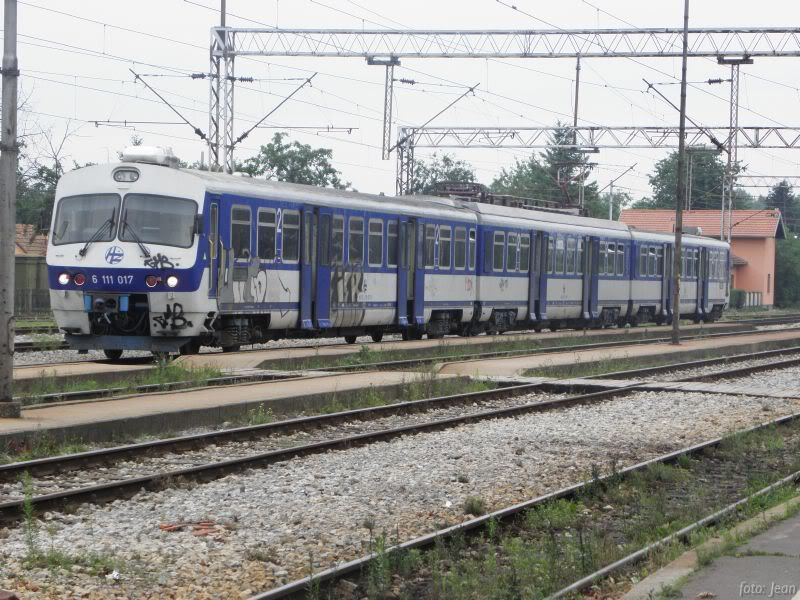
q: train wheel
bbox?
[371,332,384,343]
[222,345,241,353]
[151,351,173,363]
[103,349,123,361]
[180,340,201,356]
[344,335,358,344]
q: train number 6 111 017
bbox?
[91,274,134,285]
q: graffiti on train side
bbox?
[143,253,175,269]
[217,249,291,316]
[153,303,193,330]
[330,264,368,326]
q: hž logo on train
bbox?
[105,246,124,265]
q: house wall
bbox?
[730,237,775,306]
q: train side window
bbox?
[647,247,656,276]
[576,238,584,275]
[599,242,607,275]
[387,220,399,267]
[454,227,467,270]
[608,243,616,275]
[507,232,518,271]
[257,208,276,260]
[616,243,625,276]
[520,234,530,272]
[639,246,647,277]
[656,247,664,276]
[468,229,477,270]
[282,210,300,263]
[231,206,251,259]
[424,224,436,268]
[439,226,452,269]
[319,214,331,266]
[566,237,576,274]
[348,217,364,264]
[555,237,565,274]
[332,215,344,264]
[493,231,505,271]
[368,219,383,267]
[546,237,555,274]
[209,203,218,262]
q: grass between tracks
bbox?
[1,372,495,464]
[270,327,704,372]
[18,363,226,406]
[336,421,800,600]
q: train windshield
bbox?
[52,194,120,246]
[119,194,197,248]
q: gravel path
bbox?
[0,389,796,599]
[711,363,800,389]
[647,352,800,382]
[0,392,564,502]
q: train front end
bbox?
[46,148,213,358]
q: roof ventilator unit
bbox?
[120,146,180,168]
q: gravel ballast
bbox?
[0,390,798,599]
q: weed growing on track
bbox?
[351,420,800,599]
[246,404,275,426]
[0,435,90,465]
[463,496,487,516]
[19,363,226,405]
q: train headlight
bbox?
[73,273,86,286]
[58,272,71,286]
[145,275,159,288]
[166,275,179,288]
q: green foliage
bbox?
[585,189,632,220]
[491,124,601,210]
[730,288,746,309]
[239,132,349,189]
[633,150,754,210]
[412,152,476,194]
[774,237,800,307]
[463,496,487,517]
[764,180,800,235]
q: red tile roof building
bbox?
[15,224,49,257]
[620,209,785,307]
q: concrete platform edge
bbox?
[622,495,800,600]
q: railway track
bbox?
[14,323,800,405]
[253,408,800,600]
[4,351,800,523]
[12,312,800,357]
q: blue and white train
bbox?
[46,147,731,359]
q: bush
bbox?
[775,237,800,307]
[730,288,745,309]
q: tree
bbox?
[491,124,601,210]
[634,150,754,210]
[240,132,349,189]
[775,236,800,307]
[764,180,800,235]
[411,153,476,194]
[585,189,632,220]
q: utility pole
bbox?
[573,55,584,210]
[609,181,614,220]
[671,0,690,346]
[0,0,20,416]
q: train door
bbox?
[314,207,335,329]
[527,229,538,322]
[660,243,671,320]
[413,220,425,325]
[587,236,600,320]
[580,235,591,320]
[300,207,315,329]
[697,247,709,318]
[207,197,220,298]
[536,231,549,321]
[396,218,409,326]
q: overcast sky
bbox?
[3,0,800,203]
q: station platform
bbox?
[11,320,753,383]
[625,497,800,599]
[438,329,800,377]
[0,370,438,446]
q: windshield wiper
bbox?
[121,213,152,258]
[78,212,116,257]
